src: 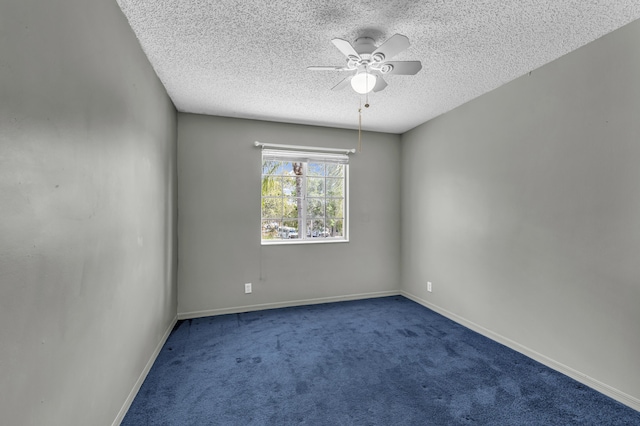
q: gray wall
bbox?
[177,114,400,317]
[0,1,177,425]
[401,19,640,407]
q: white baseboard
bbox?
[177,290,401,320]
[112,315,178,426]
[401,290,640,412]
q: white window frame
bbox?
[260,148,350,245]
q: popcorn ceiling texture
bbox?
[116,0,640,134]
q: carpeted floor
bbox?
[122,296,640,425]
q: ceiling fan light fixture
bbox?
[350,71,377,94]
[311,33,420,94]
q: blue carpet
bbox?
[122,296,640,425]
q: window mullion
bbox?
[301,162,308,239]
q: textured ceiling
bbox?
[116,0,640,134]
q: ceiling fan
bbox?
[308,34,422,94]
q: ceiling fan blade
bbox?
[372,34,410,61]
[331,76,352,91]
[384,61,422,75]
[307,66,349,71]
[331,38,360,60]
[373,76,388,92]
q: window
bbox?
[261,149,348,244]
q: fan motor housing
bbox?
[353,37,377,56]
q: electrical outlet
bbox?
[244,283,252,294]
[427,281,432,292]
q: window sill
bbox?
[261,238,349,246]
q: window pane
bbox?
[327,219,344,237]
[282,176,298,197]
[281,161,296,175]
[326,163,344,177]
[283,198,300,218]
[307,198,324,218]
[262,176,282,196]
[262,198,283,218]
[262,160,281,175]
[262,220,281,240]
[325,178,343,197]
[281,221,299,239]
[308,162,324,177]
[326,199,343,218]
[307,177,324,197]
[307,219,329,237]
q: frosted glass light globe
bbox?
[350,71,377,94]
